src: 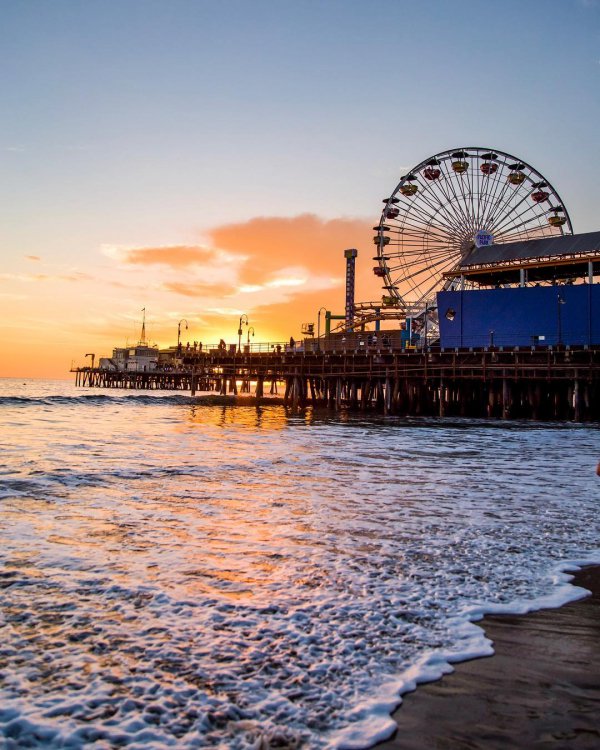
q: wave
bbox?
[0,394,594,434]
[0,394,206,407]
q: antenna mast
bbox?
[139,308,147,345]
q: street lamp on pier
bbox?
[557,293,566,346]
[247,326,255,349]
[177,319,188,350]
[238,314,249,353]
[317,306,327,350]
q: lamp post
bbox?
[557,293,565,346]
[177,319,188,350]
[317,306,327,350]
[423,304,436,350]
[238,314,249,353]
[247,326,255,350]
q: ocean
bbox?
[1,377,599,749]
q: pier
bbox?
[73,344,600,421]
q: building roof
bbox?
[444,231,600,285]
[459,230,600,268]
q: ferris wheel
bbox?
[374,147,573,308]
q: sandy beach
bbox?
[378,565,600,749]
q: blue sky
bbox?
[1,0,598,375]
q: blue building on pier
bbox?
[437,231,600,348]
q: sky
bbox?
[1,0,599,378]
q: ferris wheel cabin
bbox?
[437,231,600,349]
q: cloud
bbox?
[0,270,92,284]
[0,268,96,294]
[104,243,245,290]
[163,281,220,297]
[112,244,218,268]
[25,255,41,262]
[208,213,372,287]
[104,214,374,303]
[105,215,373,287]
[61,272,93,282]
[98,213,381,341]
[0,272,45,283]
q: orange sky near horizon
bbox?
[2,2,599,382]
[0,213,383,379]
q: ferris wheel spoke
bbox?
[403,200,458,239]
[464,160,479,229]
[394,237,458,255]
[440,157,470,224]
[481,153,518,226]
[392,218,459,243]
[485,173,542,233]
[405,158,463,220]
[494,206,546,236]
[439,158,475,232]
[403,257,460,301]
[478,164,509,228]
[391,253,460,287]
[388,238,453,255]
[479,157,528,227]
[398,189,468,237]
[412,177,470,232]
[492,199,551,237]
[420,170,461,223]
[492,206,540,237]
[389,249,452,265]
[412,160,470,234]
[495,222,549,244]
[392,210,455,236]
[392,224,460,253]
[476,153,494,223]
[458,159,481,231]
[478,153,521,233]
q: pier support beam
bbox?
[573,379,581,422]
[502,378,512,420]
[439,379,446,417]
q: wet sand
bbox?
[378,566,600,750]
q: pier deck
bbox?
[73,346,600,421]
